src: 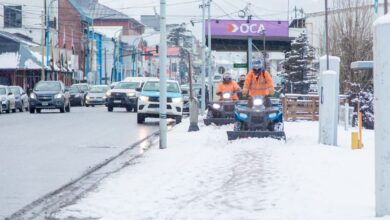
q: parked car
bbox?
[72,83,90,104]
[106,78,156,112]
[29,81,71,113]
[180,84,202,114]
[9,86,29,112]
[137,79,183,124]
[69,85,85,106]
[0,85,16,113]
[85,85,109,106]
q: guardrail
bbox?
[281,94,348,121]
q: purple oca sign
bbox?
[206,19,289,39]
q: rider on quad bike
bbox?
[216,72,241,101]
[242,59,275,102]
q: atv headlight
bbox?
[253,99,263,106]
[239,113,248,119]
[172,97,182,103]
[212,103,221,109]
[269,113,277,118]
[139,96,149,102]
[223,93,231,99]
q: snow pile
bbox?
[0,52,20,69]
[55,120,384,220]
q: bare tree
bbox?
[327,0,373,93]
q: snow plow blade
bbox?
[227,131,286,141]
[203,118,236,126]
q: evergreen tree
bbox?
[281,32,317,94]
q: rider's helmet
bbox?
[223,72,232,84]
[252,59,263,74]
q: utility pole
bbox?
[325,0,329,70]
[104,47,107,84]
[41,11,45,81]
[200,0,206,115]
[159,0,168,149]
[207,0,212,102]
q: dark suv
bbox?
[29,81,71,113]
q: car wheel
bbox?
[36,109,41,114]
[133,107,138,112]
[85,104,89,107]
[126,107,132,112]
[12,107,16,113]
[108,106,113,112]
[137,114,145,124]
[5,102,10,113]
[175,116,182,124]
[91,105,95,107]
[66,103,71,112]
[60,103,66,113]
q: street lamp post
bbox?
[159,0,168,149]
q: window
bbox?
[4,5,22,28]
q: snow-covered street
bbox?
[54,119,382,220]
[0,107,159,218]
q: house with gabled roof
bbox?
[58,0,144,83]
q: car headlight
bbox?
[103,96,107,99]
[212,103,221,109]
[239,113,248,119]
[106,91,112,97]
[30,93,36,99]
[75,94,80,98]
[223,93,231,99]
[172,97,182,103]
[127,92,136,97]
[54,93,63,99]
[139,96,149,102]
[86,96,91,100]
[253,99,263,106]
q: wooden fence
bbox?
[281,94,348,121]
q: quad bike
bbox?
[204,92,238,126]
[227,96,286,141]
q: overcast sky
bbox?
[99,0,325,38]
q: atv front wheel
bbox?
[234,121,242,131]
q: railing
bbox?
[281,94,348,121]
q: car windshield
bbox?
[90,86,108,93]
[69,86,79,93]
[34,82,61,92]
[143,81,180,93]
[0,88,6,95]
[115,82,139,90]
[77,85,89,92]
[10,88,20,95]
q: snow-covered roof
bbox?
[75,0,129,20]
[0,46,45,70]
[0,31,40,47]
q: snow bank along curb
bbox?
[53,120,381,220]
[6,129,162,220]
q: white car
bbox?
[106,77,157,112]
[137,79,183,124]
[0,85,16,113]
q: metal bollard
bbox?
[188,98,200,132]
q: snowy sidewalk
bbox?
[54,119,383,220]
